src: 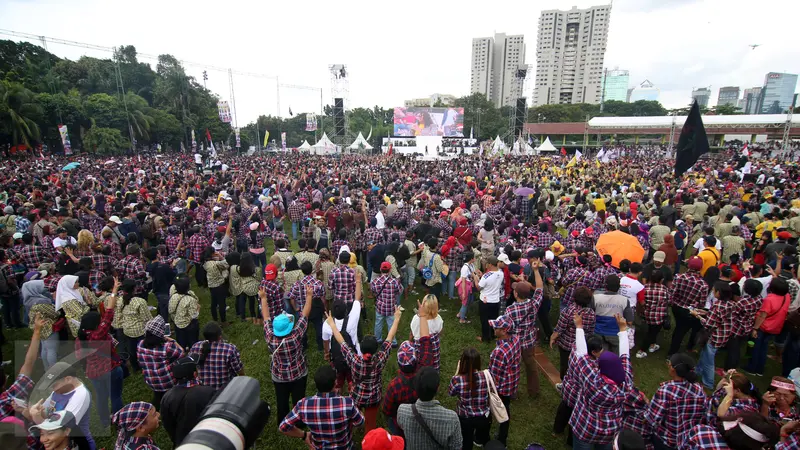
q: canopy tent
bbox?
[348,132,373,150]
[512,139,535,155]
[491,135,508,154]
[298,140,312,150]
[312,133,338,155]
[534,137,557,152]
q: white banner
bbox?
[217,101,232,123]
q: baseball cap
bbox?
[3,206,13,214]
[497,254,511,265]
[380,261,392,272]
[29,411,76,433]
[145,316,166,339]
[272,313,295,337]
[778,231,792,240]
[653,251,666,263]
[512,282,532,299]
[687,256,703,271]
[362,428,405,450]
[55,227,66,234]
[489,315,514,332]
[109,215,123,224]
[12,232,22,240]
[171,354,199,380]
[264,264,278,281]
[396,341,416,367]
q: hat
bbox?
[249,222,260,231]
[24,271,43,282]
[497,254,511,265]
[29,411,76,433]
[264,264,278,281]
[489,315,514,332]
[171,355,198,380]
[362,428,405,450]
[109,215,123,224]
[512,282,532,298]
[551,241,565,256]
[55,227,66,234]
[653,251,666,263]
[687,256,703,271]
[396,341,416,367]
[3,206,13,214]
[439,211,448,219]
[788,368,800,397]
[112,402,153,439]
[12,232,22,240]
[145,316,166,339]
[272,313,295,337]
[778,231,792,240]
[675,219,685,228]
[598,352,625,385]
[545,250,555,261]
[380,261,392,272]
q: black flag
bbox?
[674,101,710,176]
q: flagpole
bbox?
[668,112,677,157]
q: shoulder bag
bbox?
[411,404,446,449]
[482,369,509,423]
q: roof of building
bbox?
[588,114,799,129]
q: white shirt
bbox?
[375,211,386,229]
[322,301,362,355]
[618,275,645,308]
[460,263,474,279]
[52,236,77,249]
[478,270,504,303]
[693,236,722,252]
[194,153,202,164]
[410,314,443,340]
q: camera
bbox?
[176,376,271,450]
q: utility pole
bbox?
[599,67,607,113]
[202,70,208,89]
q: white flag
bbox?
[575,150,583,161]
[597,147,605,160]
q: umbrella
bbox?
[104,159,116,165]
[595,230,645,268]
[440,199,453,210]
[61,162,81,171]
[514,187,535,196]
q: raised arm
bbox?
[574,312,588,357]
[258,286,271,324]
[385,306,403,344]
[301,285,313,319]
[20,315,44,377]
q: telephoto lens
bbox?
[177,376,271,450]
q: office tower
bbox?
[759,72,798,114]
[601,68,629,102]
[470,33,526,107]
[692,87,711,108]
[717,86,740,107]
[741,87,762,114]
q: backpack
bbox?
[0,264,18,296]
[421,255,436,280]
[140,215,156,240]
[272,203,283,218]
[317,229,330,252]
[673,229,687,250]
[330,303,356,374]
[0,215,16,235]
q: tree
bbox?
[83,124,128,154]
[710,104,742,115]
[0,80,42,147]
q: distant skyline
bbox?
[1,0,798,124]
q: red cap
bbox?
[362,429,404,450]
[264,264,278,280]
[380,261,392,272]
[439,211,448,218]
[778,231,792,240]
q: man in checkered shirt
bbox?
[18,233,49,271]
[289,261,326,350]
[259,263,284,318]
[279,365,365,448]
[187,227,209,265]
[488,314,521,446]
[588,254,619,290]
[397,366,462,449]
[136,316,184,405]
[371,262,403,345]
[189,326,244,390]
[534,222,557,250]
[329,252,356,304]
[693,281,738,389]
[667,256,710,356]
[115,244,148,295]
[505,265,544,397]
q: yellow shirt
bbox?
[593,198,606,212]
[699,247,720,276]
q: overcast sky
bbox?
[2,0,799,126]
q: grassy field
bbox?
[1,237,788,450]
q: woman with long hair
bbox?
[120,278,152,372]
[75,230,94,258]
[202,245,230,324]
[136,315,184,407]
[448,347,490,449]
[478,217,495,261]
[189,322,244,390]
[679,411,779,449]
[282,257,303,294]
[247,218,270,268]
[745,276,791,377]
[169,275,200,349]
[230,252,260,323]
[706,371,762,427]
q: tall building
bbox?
[403,93,457,107]
[534,4,612,106]
[759,72,798,114]
[741,87,762,114]
[601,68,629,102]
[628,79,659,102]
[692,87,711,108]
[470,33,526,107]
[717,86,740,107]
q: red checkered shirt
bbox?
[329,265,356,303]
[434,218,452,235]
[259,279,284,318]
[331,240,350,260]
[589,264,620,291]
[189,340,244,390]
[363,227,385,245]
[560,267,592,309]
[270,230,287,245]
[535,231,557,250]
[102,238,122,260]
[569,353,633,444]
[670,272,709,309]
[116,255,147,294]
[643,282,670,325]
[703,387,760,427]
[733,294,763,337]
[442,244,464,271]
[0,374,34,421]
[370,274,402,316]
[137,339,184,392]
[622,387,651,439]
[75,308,120,379]
[264,316,308,382]
[643,380,707,447]
[488,335,521,397]
[187,233,209,263]
[448,370,490,418]
[699,299,737,348]
[279,391,364,450]
[19,244,49,270]
[776,432,800,450]
[677,425,729,450]
[383,336,435,423]
[287,202,306,223]
[165,234,182,256]
[505,289,543,350]
[554,304,596,351]
[341,340,393,407]
[91,253,114,276]
[289,275,325,310]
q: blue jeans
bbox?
[155,292,170,322]
[291,221,299,241]
[375,313,396,345]
[175,258,187,275]
[746,330,777,374]
[41,333,59,370]
[91,365,124,427]
[403,265,416,291]
[697,342,719,389]
[572,437,613,450]
[459,292,474,320]
[446,271,457,299]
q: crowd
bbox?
[0,146,800,450]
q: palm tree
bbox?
[123,92,154,141]
[0,81,42,147]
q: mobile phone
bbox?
[164,324,171,336]
[12,397,27,408]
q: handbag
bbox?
[483,369,509,423]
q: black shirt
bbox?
[147,261,176,295]
[641,262,674,284]
[161,384,219,446]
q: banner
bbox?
[263,131,269,148]
[206,129,217,157]
[305,114,317,131]
[58,124,72,155]
[235,128,241,148]
[191,130,197,151]
[217,101,232,123]
[281,132,287,150]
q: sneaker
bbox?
[555,383,563,394]
[636,351,648,359]
[0,360,11,367]
[649,344,660,353]
[440,308,448,313]
[399,306,405,312]
[473,442,484,448]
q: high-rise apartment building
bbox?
[717,86,740,107]
[759,72,798,114]
[470,33,526,107]
[692,87,711,108]
[601,68,629,102]
[741,87,762,114]
[534,4,612,106]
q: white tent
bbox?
[534,137,557,152]
[512,139,535,155]
[312,133,338,155]
[298,140,312,151]
[491,135,508,154]
[348,132,373,150]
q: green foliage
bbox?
[710,103,742,115]
[0,80,42,147]
[83,124,129,154]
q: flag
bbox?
[528,135,533,145]
[263,131,269,148]
[469,127,473,140]
[281,132,286,150]
[575,150,583,161]
[289,107,293,116]
[742,143,749,157]
[206,129,217,157]
[366,126,372,141]
[180,142,186,153]
[566,155,577,168]
[561,147,567,156]
[305,114,317,131]
[674,101,710,176]
[596,159,601,168]
[388,142,393,156]
[235,128,241,148]
[58,124,72,156]
[597,147,605,160]
[191,130,196,151]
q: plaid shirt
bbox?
[488,335,521,397]
[383,336,435,422]
[342,340,393,407]
[589,264,619,291]
[733,294,763,336]
[622,387,651,439]
[279,392,364,450]
[270,230,287,245]
[704,387,760,427]
[331,240,350,260]
[264,316,308,382]
[187,233,209,263]
[91,253,114,275]
[137,339,183,392]
[670,272,709,309]
[554,304,596,351]
[329,265,356,303]
[287,202,306,222]
[122,297,152,338]
[535,231,557,250]
[434,218,452,235]
[560,266,592,309]
[102,238,123,260]
[643,380,707,447]
[643,282,670,325]
[116,255,147,294]
[363,227,385,246]
[677,425,729,450]
[442,244,464,270]
[19,244,48,270]
[259,279,284,318]
[75,308,121,379]
[165,234,182,255]
[569,353,633,444]
[81,213,105,238]
[289,275,325,310]
[370,274,402,316]
[740,224,753,242]
[189,340,243,390]
[0,374,34,420]
[699,299,737,348]
[448,370,490,418]
[505,289,543,349]
[776,432,800,450]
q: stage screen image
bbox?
[393,107,464,137]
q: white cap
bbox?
[109,216,123,224]
[497,253,511,265]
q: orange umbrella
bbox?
[595,230,645,268]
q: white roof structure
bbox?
[512,139,534,154]
[588,114,800,129]
[534,137,558,152]
[312,133,338,155]
[491,136,508,153]
[348,132,374,150]
[298,140,312,150]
